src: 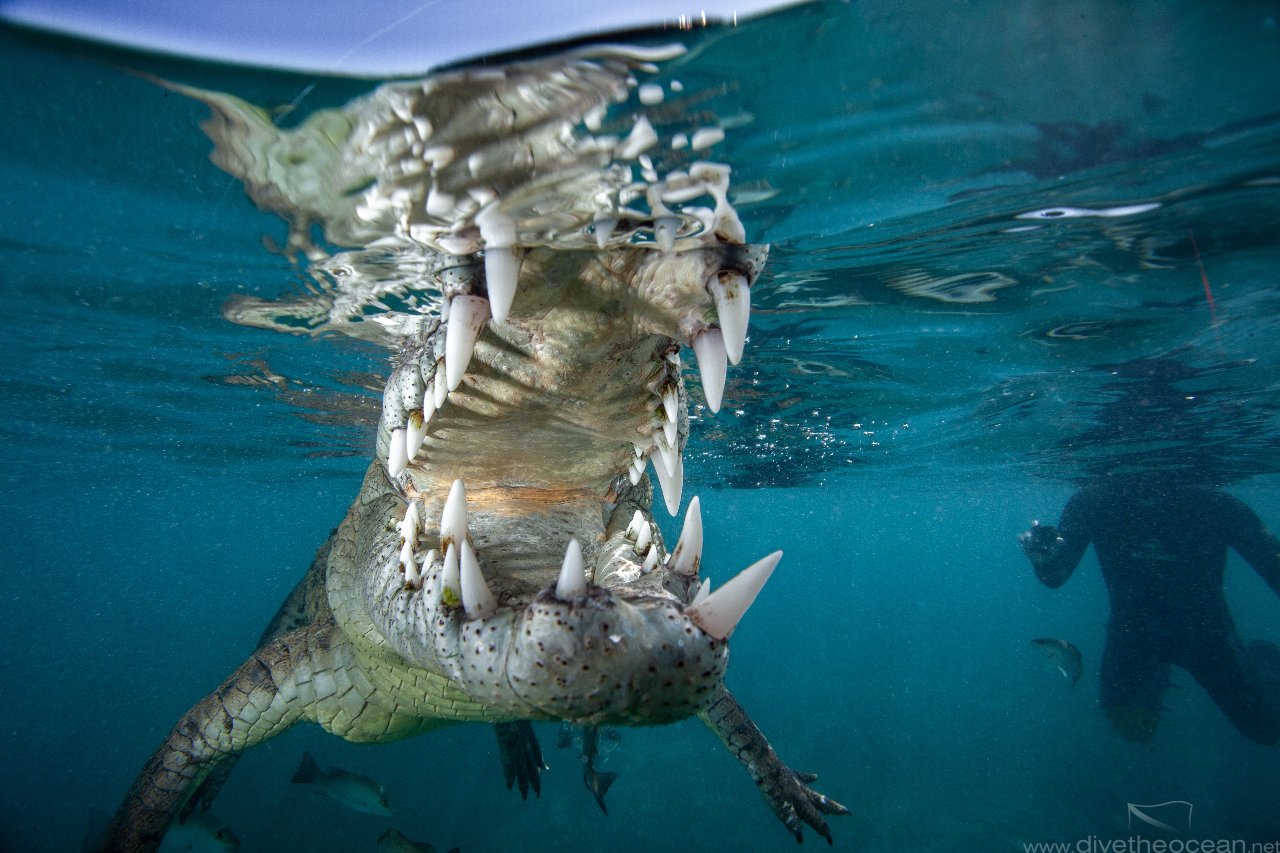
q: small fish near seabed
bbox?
[290,751,393,815]
[1031,637,1084,686]
[376,827,460,853]
[158,810,241,852]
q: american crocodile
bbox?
[102,42,848,850]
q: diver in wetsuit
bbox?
[1020,474,1280,744]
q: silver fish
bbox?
[1031,637,1083,686]
[290,751,393,815]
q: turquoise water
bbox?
[2,2,1279,850]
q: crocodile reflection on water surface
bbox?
[103,43,848,850]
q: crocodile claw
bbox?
[771,766,850,845]
[494,721,546,800]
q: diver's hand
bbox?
[1019,521,1063,568]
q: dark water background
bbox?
[2,1,1279,850]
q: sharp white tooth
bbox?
[633,443,645,458]
[691,577,711,606]
[404,554,422,589]
[459,540,497,619]
[655,216,679,252]
[691,330,727,413]
[641,544,659,573]
[400,539,415,570]
[440,479,468,548]
[654,431,678,479]
[625,509,645,540]
[388,428,408,478]
[441,543,460,606]
[406,410,427,461]
[433,363,448,408]
[422,381,437,422]
[594,216,618,249]
[400,501,421,542]
[634,520,652,553]
[707,272,751,365]
[671,496,702,576]
[484,247,518,323]
[555,538,587,600]
[649,447,683,516]
[628,461,642,485]
[444,295,490,392]
[662,417,678,447]
[687,550,781,640]
[662,385,678,423]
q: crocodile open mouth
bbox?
[102,40,847,852]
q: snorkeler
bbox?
[1019,472,1280,744]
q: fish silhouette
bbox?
[1031,637,1083,686]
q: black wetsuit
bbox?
[1035,483,1280,744]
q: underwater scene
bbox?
[2,1,1279,851]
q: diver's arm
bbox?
[1020,491,1092,588]
[1222,493,1280,599]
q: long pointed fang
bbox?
[484,247,519,323]
[445,295,490,392]
[671,496,702,576]
[649,447,684,516]
[441,543,460,606]
[441,479,468,549]
[692,578,711,606]
[555,539,587,600]
[691,329,727,413]
[708,271,751,366]
[687,550,781,640]
[460,540,497,620]
[388,428,408,478]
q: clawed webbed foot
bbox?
[770,766,850,845]
[494,720,546,799]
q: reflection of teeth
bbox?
[687,550,781,640]
[594,216,618,249]
[708,271,750,365]
[654,217,679,252]
[406,410,427,461]
[388,428,409,478]
[440,479,468,549]
[459,539,497,620]
[441,543,460,605]
[650,447,683,516]
[634,519,652,553]
[641,544,659,573]
[671,496,702,576]
[483,248,518,323]
[691,577,711,606]
[445,295,490,391]
[555,539,586,600]
[691,329,727,413]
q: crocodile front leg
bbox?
[101,619,348,852]
[700,687,850,844]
